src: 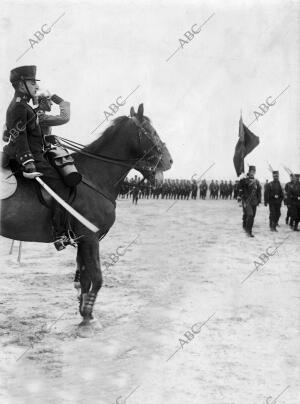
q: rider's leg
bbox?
[35,157,71,249]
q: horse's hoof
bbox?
[77,317,102,338]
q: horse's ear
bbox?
[137,103,144,120]
[130,107,135,117]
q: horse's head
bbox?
[129,104,173,184]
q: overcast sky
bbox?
[1,0,299,181]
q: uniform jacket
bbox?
[264,180,284,205]
[287,182,300,206]
[284,181,293,205]
[238,176,261,206]
[3,91,43,165]
[36,100,70,146]
[37,100,70,134]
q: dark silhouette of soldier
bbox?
[264,171,284,231]
[284,174,294,227]
[238,166,261,237]
[287,173,300,231]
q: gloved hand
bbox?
[23,162,43,179]
[35,89,52,106]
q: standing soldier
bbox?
[287,173,300,231]
[203,179,208,199]
[233,180,239,199]
[209,180,214,199]
[228,180,233,199]
[185,180,191,200]
[238,166,262,237]
[284,173,294,227]
[264,171,284,231]
[191,180,198,200]
[224,181,229,199]
[132,180,140,204]
[220,180,224,199]
[199,179,207,199]
[215,180,220,199]
[199,181,203,199]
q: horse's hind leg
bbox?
[77,238,102,324]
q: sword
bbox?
[35,177,99,233]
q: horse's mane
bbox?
[83,116,130,152]
[83,114,151,152]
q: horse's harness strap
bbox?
[58,140,134,169]
[81,175,116,207]
[130,117,163,170]
[56,116,164,172]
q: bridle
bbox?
[54,116,166,206]
[129,116,164,173]
[58,116,164,174]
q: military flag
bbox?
[233,116,260,176]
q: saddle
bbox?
[0,151,75,207]
[0,152,17,199]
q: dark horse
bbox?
[0,104,173,332]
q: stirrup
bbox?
[54,235,69,251]
[67,230,84,247]
[54,231,84,251]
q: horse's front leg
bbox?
[77,238,102,328]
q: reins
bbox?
[54,116,164,205]
[56,116,163,172]
[57,136,136,169]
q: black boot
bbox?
[245,214,255,237]
[52,202,69,251]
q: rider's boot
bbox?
[52,202,69,251]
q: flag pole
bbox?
[35,177,99,233]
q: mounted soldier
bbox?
[2,65,80,250]
[1,97,173,331]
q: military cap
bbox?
[272,170,279,174]
[248,165,256,172]
[10,65,40,83]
